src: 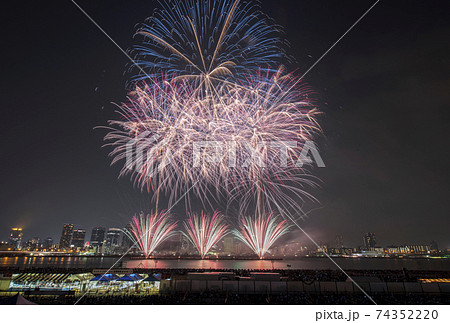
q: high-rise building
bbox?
[44,237,53,249]
[90,227,106,247]
[9,228,23,249]
[234,241,246,255]
[59,224,74,249]
[363,232,377,249]
[430,240,439,252]
[335,235,344,248]
[224,237,234,254]
[105,228,122,247]
[71,229,86,248]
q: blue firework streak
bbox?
[131,0,288,83]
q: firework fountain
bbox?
[183,211,229,259]
[233,213,291,259]
[123,210,177,258]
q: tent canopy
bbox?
[117,273,144,281]
[90,274,119,282]
[13,273,70,284]
[117,274,133,281]
[143,275,160,282]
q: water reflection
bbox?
[116,258,450,271]
[0,256,449,271]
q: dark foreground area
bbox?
[4,292,448,305]
[2,268,449,305]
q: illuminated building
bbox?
[25,237,42,250]
[363,232,377,249]
[384,245,430,255]
[90,227,105,247]
[0,241,10,251]
[329,247,353,256]
[407,245,430,254]
[8,228,23,249]
[59,224,74,249]
[71,229,86,248]
[105,228,122,247]
[317,241,328,253]
[44,237,53,249]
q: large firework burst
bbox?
[183,210,229,259]
[123,210,177,258]
[233,212,291,259]
[132,0,287,84]
[105,68,320,214]
[105,0,322,220]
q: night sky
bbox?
[1,0,449,248]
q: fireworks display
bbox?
[183,211,229,259]
[106,68,320,214]
[233,212,291,259]
[106,0,321,227]
[123,210,177,258]
[132,0,287,83]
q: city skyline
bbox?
[2,223,446,254]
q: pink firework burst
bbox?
[233,212,291,259]
[123,210,177,258]
[183,211,229,259]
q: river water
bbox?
[1,256,449,271]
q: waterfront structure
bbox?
[407,245,431,254]
[71,229,86,248]
[59,224,74,249]
[8,228,23,249]
[90,227,105,247]
[329,247,354,256]
[385,245,431,255]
